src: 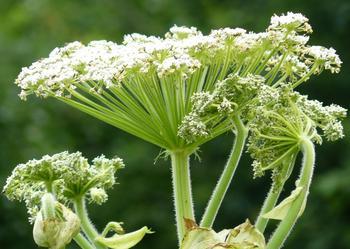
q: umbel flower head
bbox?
[14,12,341,151]
[247,86,346,187]
[3,151,124,221]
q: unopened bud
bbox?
[33,194,80,249]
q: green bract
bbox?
[33,194,81,249]
[181,220,265,249]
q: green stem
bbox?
[200,115,247,228]
[74,198,106,249]
[255,153,297,232]
[74,233,96,249]
[41,193,56,219]
[170,150,195,244]
[266,138,315,249]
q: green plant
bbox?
[3,12,346,249]
[3,152,152,249]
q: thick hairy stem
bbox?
[74,198,106,249]
[200,116,247,228]
[74,233,96,249]
[170,150,195,244]
[267,138,315,249]
[255,154,296,232]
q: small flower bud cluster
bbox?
[247,87,346,185]
[3,152,124,220]
[178,74,265,142]
[296,97,347,141]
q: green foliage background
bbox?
[0,0,349,248]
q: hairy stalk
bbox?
[170,150,195,244]
[41,193,56,219]
[74,197,106,249]
[266,138,315,249]
[200,115,247,228]
[255,154,297,232]
[74,233,96,249]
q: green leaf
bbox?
[262,186,305,220]
[95,225,153,249]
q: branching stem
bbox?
[200,115,248,228]
[73,197,106,249]
[74,233,96,249]
[255,153,297,232]
[266,138,315,249]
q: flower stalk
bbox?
[74,233,96,249]
[170,150,195,243]
[266,138,315,249]
[200,115,247,228]
[255,153,297,233]
[74,197,106,249]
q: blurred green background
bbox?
[0,0,349,248]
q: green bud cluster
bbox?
[247,86,346,185]
[178,74,265,142]
[3,151,124,221]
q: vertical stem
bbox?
[267,138,315,249]
[255,154,297,232]
[74,197,106,249]
[170,150,195,244]
[41,193,56,219]
[200,115,247,228]
[74,233,96,249]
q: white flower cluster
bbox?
[15,12,341,102]
[269,12,312,33]
[305,46,342,73]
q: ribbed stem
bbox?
[74,198,106,249]
[74,233,96,249]
[170,150,195,244]
[266,138,315,249]
[200,116,247,228]
[41,193,56,220]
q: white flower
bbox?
[269,12,312,33]
[305,46,342,73]
[156,55,201,78]
[165,25,201,39]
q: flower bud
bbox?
[33,194,80,249]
